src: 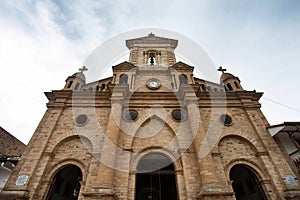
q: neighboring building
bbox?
[1,34,300,200]
[268,122,300,176]
[0,126,26,191]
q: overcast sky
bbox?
[0,0,299,144]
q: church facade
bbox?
[1,34,300,200]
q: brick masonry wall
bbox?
[2,87,300,200]
[0,127,25,157]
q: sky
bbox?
[0,0,299,144]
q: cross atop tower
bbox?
[218,66,227,74]
[79,66,88,73]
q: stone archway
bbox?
[135,152,178,200]
[46,165,82,200]
[230,165,267,200]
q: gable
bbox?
[112,61,137,71]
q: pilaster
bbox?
[179,85,234,199]
[88,85,128,199]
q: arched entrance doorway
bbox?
[230,165,267,200]
[46,165,82,200]
[135,153,178,200]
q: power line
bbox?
[263,97,300,113]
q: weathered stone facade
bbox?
[1,34,300,200]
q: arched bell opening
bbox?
[135,153,178,200]
[148,53,156,65]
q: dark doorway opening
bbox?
[135,153,178,200]
[46,165,82,200]
[230,165,267,200]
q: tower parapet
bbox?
[126,33,178,67]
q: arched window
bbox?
[135,153,178,200]
[101,84,105,91]
[67,81,73,88]
[234,81,240,89]
[207,86,212,92]
[200,84,206,91]
[227,83,233,91]
[46,165,82,200]
[230,165,267,200]
[179,74,188,85]
[119,74,128,85]
[74,83,80,91]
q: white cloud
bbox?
[0,0,299,143]
[0,0,108,143]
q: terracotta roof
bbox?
[0,126,26,157]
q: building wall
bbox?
[0,127,26,157]
[1,34,300,200]
[0,167,11,191]
[1,89,299,200]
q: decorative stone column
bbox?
[180,85,234,199]
[85,85,127,199]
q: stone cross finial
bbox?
[79,66,88,73]
[218,66,227,74]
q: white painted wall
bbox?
[0,164,11,191]
[277,132,298,154]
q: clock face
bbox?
[147,79,161,89]
[149,81,158,87]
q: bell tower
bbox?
[112,33,187,92]
[126,33,178,67]
[218,66,244,92]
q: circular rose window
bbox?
[123,109,138,121]
[172,109,187,122]
[220,114,233,126]
[75,114,88,126]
